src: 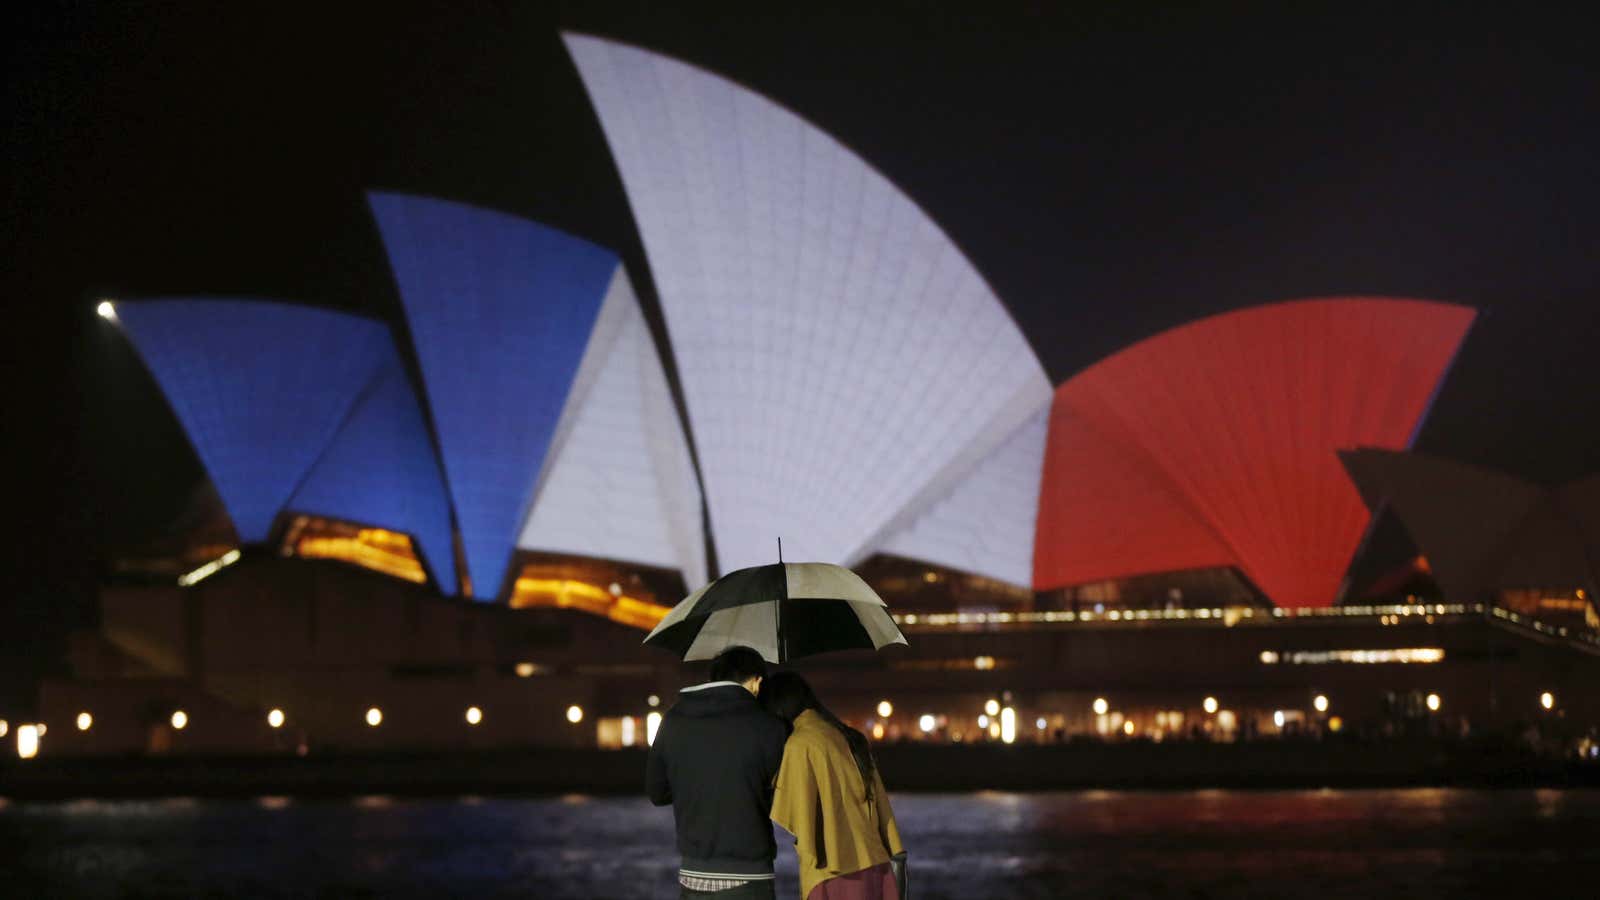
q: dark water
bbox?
[1,789,1594,898]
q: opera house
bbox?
[20,34,1597,762]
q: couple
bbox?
[647,647,907,900]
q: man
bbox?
[648,646,788,899]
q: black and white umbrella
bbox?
[644,562,908,663]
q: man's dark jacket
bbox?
[647,682,788,879]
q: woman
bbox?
[761,671,906,900]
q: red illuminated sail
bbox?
[1033,298,1475,607]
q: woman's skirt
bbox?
[806,860,899,900]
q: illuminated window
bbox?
[285,517,427,584]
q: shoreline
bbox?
[4,741,1598,801]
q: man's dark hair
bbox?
[709,646,768,684]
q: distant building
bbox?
[40,36,1598,761]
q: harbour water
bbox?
[2,789,1593,898]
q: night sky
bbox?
[4,2,1596,706]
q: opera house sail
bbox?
[115,298,458,592]
[564,33,1053,580]
[1032,298,1476,607]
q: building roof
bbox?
[115,298,457,590]
[368,191,619,598]
[1341,448,1600,601]
[564,33,1052,577]
[1034,298,1476,606]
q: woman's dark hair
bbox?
[760,671,877,800]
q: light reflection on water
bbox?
[1,789,1597,898]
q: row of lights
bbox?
[31,704,591,736]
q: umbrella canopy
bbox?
[645,562,908,663]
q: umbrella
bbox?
[645,562,908,663]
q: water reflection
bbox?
[1,790,1596,898]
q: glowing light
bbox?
[872,722,886,740]
[1093,698,1109,716]
[989,721,1001,739]
[1000,707,1017,744]
[608,582,623,597]
[974,655,996,670]
[877,700,894,718]
[97,300,118,321]
[515,662,537,678]
[0,720,7,738]
[465,706,483,726]
[170,710,188,730]
[647,694,661,708]
[1203,696,1219,714]
[1540,692,1555,710]
[984,699,1001,717]
[918,714,936,734]
[177,548,242,587]
[366,707,383,727]
[1425,693,1441,712]
[35,724,45,737]
[76,712,92,732]
[1122,720,1135,736]
[566,705,584,724]
[646,711,662,745]
[1036,717,1048,730]
[1273,710,1286,728]
[17,724,39,759]
[621,716,636,746]
[267,709,285,729]
[1328,716,1343,732]
[1313,695,1329,713]
[1259,650,1280,664]
[977,715,989,729]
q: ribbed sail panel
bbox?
[1036,298,1475,606]
[516,270,707,590]
[117,298,391,544]
[565,34,1051,574]
[1034,405,1237,589]
[878,409,1049,586]
[369,191,616,599]
[288,344,459,594]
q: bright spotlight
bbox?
[96,300,117,321]
[566,705,584,724]
[267,709,285,729]
[465,706,483,726]
[366,707,383,727]
[170,710,188,730]
[76,712,93,732]
[1540,692,1555,710]
[1092,697,1109,716]
[1203,696,1219,714]
[984,699,1000,717]
[17,724,39,759]
[1425,693,1441,712]
[1313,695,1329,713]
[918,714,936,734]
[876,700,894,718]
